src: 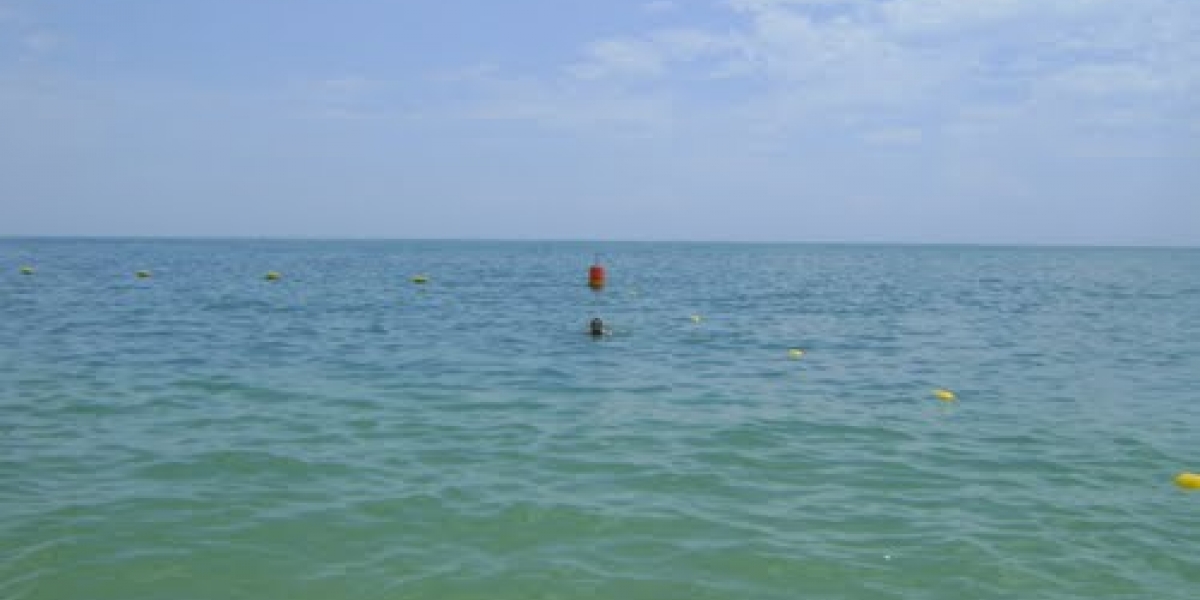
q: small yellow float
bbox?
[1176,473,1200,490]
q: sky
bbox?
[1,0,1197,244]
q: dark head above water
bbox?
[590,318,605,336]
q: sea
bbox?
[2,238,1198,600]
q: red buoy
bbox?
[588,263,606,289]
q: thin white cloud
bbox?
[880,0,1028,34]
[568,29,742,82]
[569,38,665,80]
[438,0,1198,162]
[3,0,1195,242]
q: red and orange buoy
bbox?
[588,258,606,289]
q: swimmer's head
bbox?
[590,317,604,336]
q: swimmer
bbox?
[589,317,610,336]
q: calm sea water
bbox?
[2,239,1198,599]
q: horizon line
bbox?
[1,233,1197,250]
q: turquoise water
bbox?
[2,239,1198,599]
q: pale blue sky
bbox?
[1,0,1197,244]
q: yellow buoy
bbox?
[265,271,282,281]
[136,270,152,279]
[934,388,957,402]
[20,266,34,275]
[1177,473,1200,490]
[690,315,702,323]
[788,348,805,359]
[411,275,429,284]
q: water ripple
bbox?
[2,241,1199,599]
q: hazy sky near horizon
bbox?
[1,0,1197,244]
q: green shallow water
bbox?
[1,239,1198,599]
